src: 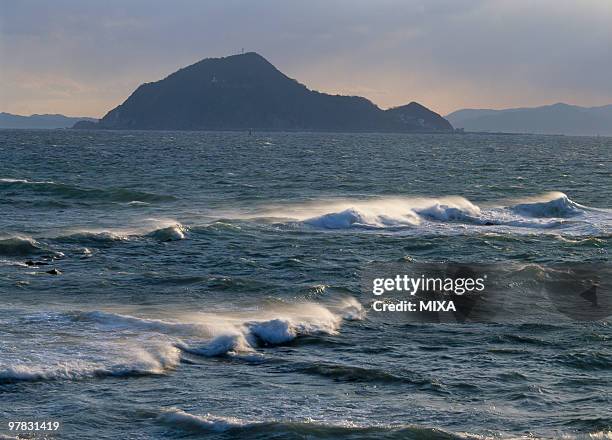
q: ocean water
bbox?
[0,130,610,439]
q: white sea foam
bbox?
[255,197,423,226]
[0,258,28,267]
[72,299,364,357]
[305,208,380,229]
[296,196,480,229]
[178,333,252,357]
[0,177,55,184]
[146,223,186,241]
[337,297,367,321]
[0,343,180,383]
[509,192,587,218]
[249,193,606,233]
[415,201,481,222]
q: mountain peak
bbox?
[79,53,452,132]
[231,51,267,59]
[385,102,452,131]
[209,51,268,63]
[189,51,275,71]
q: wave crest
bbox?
[415,202,481,222]
[70,299,364,357]
[0,236,57,256]
[0,343,180,384]
[53,221,187,244]
[270,194,602,231]
[510,192,586,218]
[147,223,186,241]
[55,231,128,244]
[305,208,420,229]
[301,197,481,229]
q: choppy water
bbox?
[0,130,610,439]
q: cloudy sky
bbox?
[1,0,611,117]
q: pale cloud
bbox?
[1,0,611,117]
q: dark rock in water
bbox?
[75,52,453,133]
[46,268,62,275]
[25,260,49,266]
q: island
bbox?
[73,52,453,133]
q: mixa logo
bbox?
[421,300,456,312]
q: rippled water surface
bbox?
[0,130,610,439]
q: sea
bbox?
[0,130,610,439]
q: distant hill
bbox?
[385,102,452,131]
[0,113,97,129]
[446,103,612,136]
[75,52,452,132]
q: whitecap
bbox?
[301,196,481,229]
[0,343,180,384]
[510,192,586,218]
[70,299,364,357]
[147,223,186,241]
[241,193,609,235]
[53,220,187,244]
[0,236,56,256]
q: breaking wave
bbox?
[0,344,180,384]
[305,208,420,229]
[298,196,477,229]
[70,298,364,357]
[54,231,129,244]
[510,192,588,218]
[53,221,187,244]
[146,223,186,241]
[268,193,604,231]
[0,236,59,256]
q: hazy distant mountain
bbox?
[75,52,452,132]
[0,113,97,129]
[446,103,612,136]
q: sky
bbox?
[1,0,612,118]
